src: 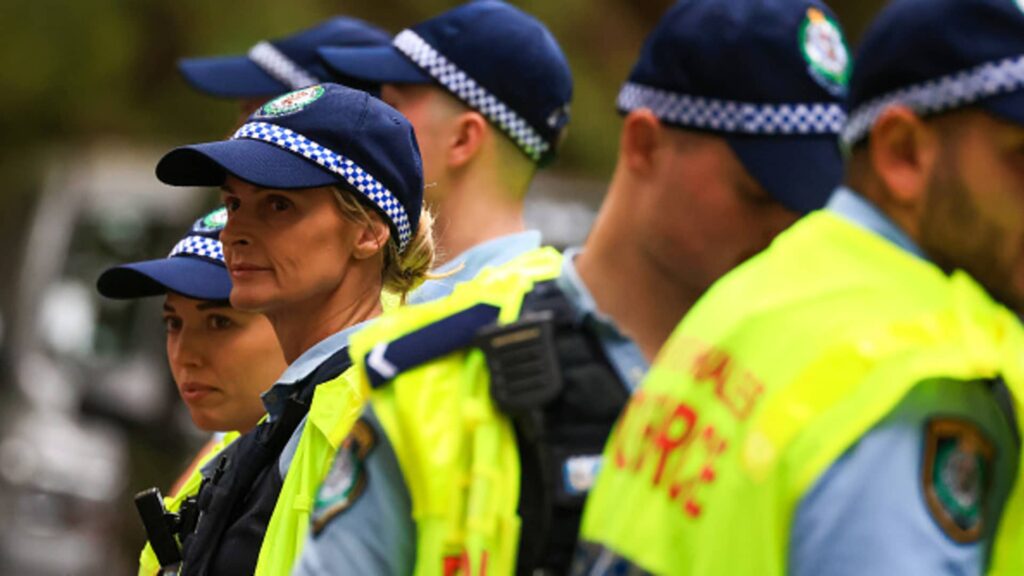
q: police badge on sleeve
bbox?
[922,418,995,543]
[311,418,377,535]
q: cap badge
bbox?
[193,207,228,233]
[800,7,850,96]
[255,84,325,119]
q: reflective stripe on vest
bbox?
[580,212,1024,575]
[348,247,564,576]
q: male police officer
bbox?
[317,1,573,303]
[177,17,390,124]
[577,0,1024,574]
[294,0,849,573]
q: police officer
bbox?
[98,207,286,435]
[177,16,390,123]
[578,0,1024,574]
[293,0,849,573]
[317,1,573,303]
[149,83,434,575]
[96,208,289,573]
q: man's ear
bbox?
[352,215,391,260]
[448,111,488,168]
[868,105,939,209]
[620,108,663,176]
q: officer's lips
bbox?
[180,381,218,403]
[228,261,272,279]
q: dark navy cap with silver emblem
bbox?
[97,207,232,301]
[620,0,851,214]
[843,0,1024,148]
[317,1,573,166]
[156,83,423,252]
[178,17,391,98]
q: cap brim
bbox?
[97,257,232,301]
[178,55,287,99]
[156,138,340,190]
[318,45,432,85]
[726,135,842,214]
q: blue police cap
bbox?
[842,0,1024,148]
[156,83,423,251]
[317,1,573,166]
[178,17,391,98]
[620,0,850,214]
[97,207,232,301]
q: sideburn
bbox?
[919,149,1013,307]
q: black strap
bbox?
[178,346,353,576]
[476,281,630,575]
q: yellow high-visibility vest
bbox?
[345,247,564,576]
[580,211,1024,575]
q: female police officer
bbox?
[98,206,286,435]
[98,207,289,574]
[150,83,433,575]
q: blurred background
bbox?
[0,0,885,573]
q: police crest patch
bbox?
[255,85,325,119]
[922,418,994,543]
[312,418,377,535]
[799,7,850,96]
[193,207,228,233]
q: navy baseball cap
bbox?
[842,0,1024,148]
[98,208,231,301]
[318,1,573,166]
[618,0,850,214]
[156,83,423,251]
[178,17,391,98]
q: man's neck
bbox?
[266,276,383,364]
[575,185,699,363]
[431,171,527,266]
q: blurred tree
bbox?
[1,0,885,185]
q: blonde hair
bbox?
[333,187,436,302]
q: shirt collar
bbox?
[555,247,602,325]
[261,319,372,419]
[434,230,542,274]
[555,248,649,392]
[826,186,927,261]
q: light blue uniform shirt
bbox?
[293,250,649,575]
[263,321,371,477]
[406,230,542,304]
[788,188,1019,575]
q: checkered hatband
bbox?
[393,29,550,163]
[169,235,225,263]
[232,121,413,251]
[617,82,846,136]
[248,41,319,90]
[842,55,1024,147]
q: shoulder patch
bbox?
[365,303,501,388]
[311,418,376,535]
[922,417,995,543]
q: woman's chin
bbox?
[229,288,276,313]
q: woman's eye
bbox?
[268,196,292,212]
[208,315,234,330]
[163,316,183,333]
[223,197,241,212]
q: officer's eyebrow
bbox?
[220,184,268,194]
[197,302,231,311]
[162,303,175,313]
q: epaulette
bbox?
[364,303,501,388]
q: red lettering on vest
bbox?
[443,552,488,576]
[651,402,698,486]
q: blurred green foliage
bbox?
[2,0,884,185]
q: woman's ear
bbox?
[352,214,391,260]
